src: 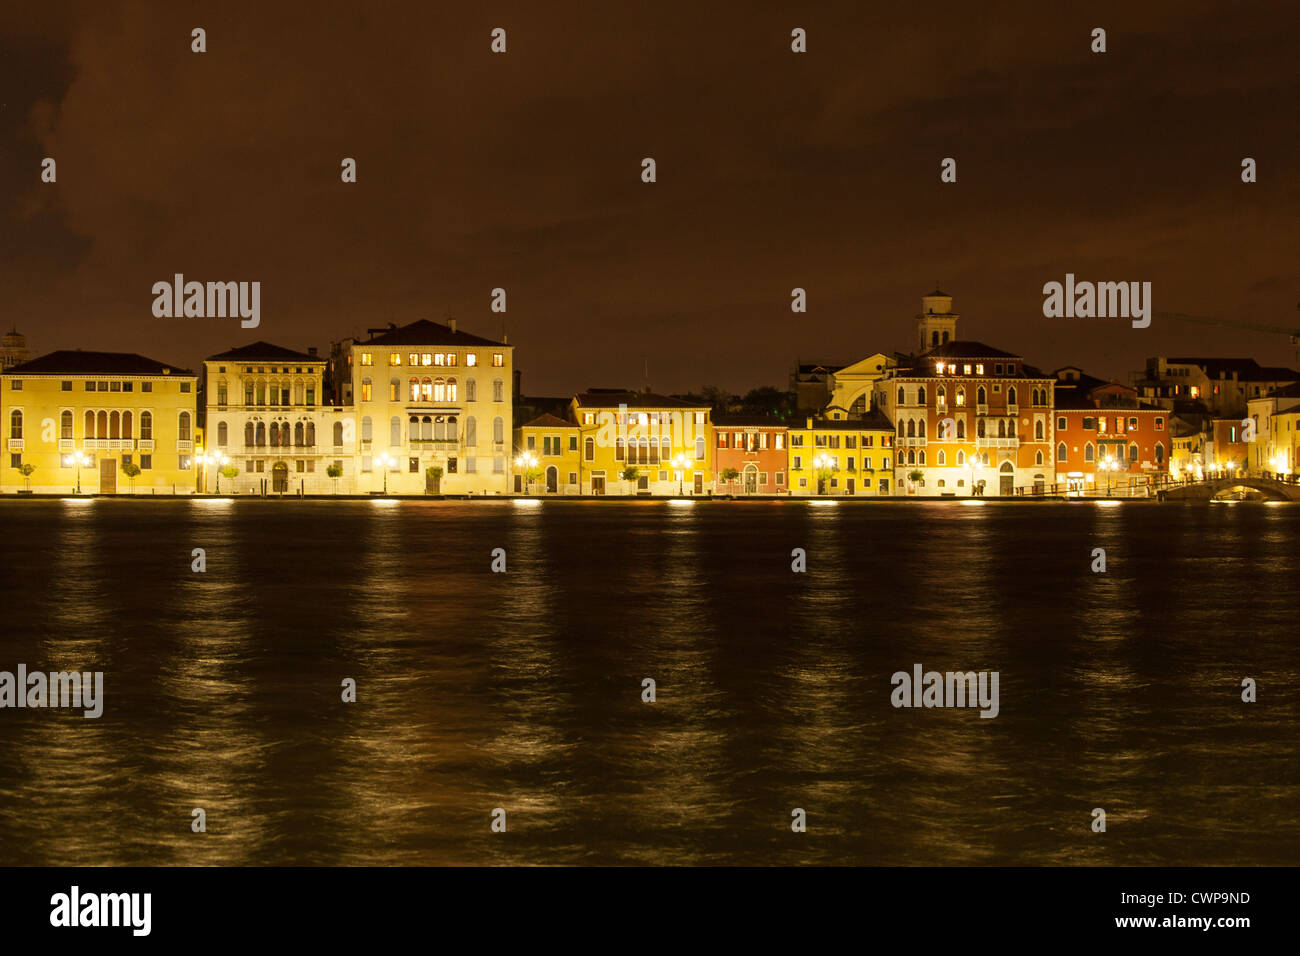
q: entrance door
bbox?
[592,474,605,496]
[546,466,558,493]
[272,462,289,493]
[744,466,757,494]
[999,463,1014,496]
[429,469,442,494]
[694,474,703,495]
[99,459,116,494]
[847,478,855,495]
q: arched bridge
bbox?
[1159,476,1300,501]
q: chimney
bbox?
[448,318,457,333]
[806,416,813,429]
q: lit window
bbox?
[422,353,433,366]
[389,353,401,366]
[434,353,446,366]
[975,364,984,374]
[963,364,972,374]
[492,353,504,367]
[360,353,373,366]
[466,354,478,367]
[935,362,945,374]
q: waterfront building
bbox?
[787,410,894,495]
[1245,382,1300,477]
[791,363,843,413]
[333,319,513,495]
[826,353,896,417]
[569,390,712,495]
[1052,368,1171,495]
[203,342,353,494]
[712,416,790,494]
[1132,357,1297,419]
[875,291,1055,496]
[2,350,197,494]
[513,413,581,494]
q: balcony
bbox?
[7,439,23,451]
[976,437,1019,449]
[976,404,988,415]
[900,436,928,447]
[1007,404,1019,416]
[410,438,458,447]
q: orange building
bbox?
[1053,368,1171,495]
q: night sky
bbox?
[3,1,1298,394]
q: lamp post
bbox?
[74,450,89,494]
[205,452,230,493]
[813,453,832,495]
[378,453,395,493]
[673,453,689,495]
[515,452,538,494]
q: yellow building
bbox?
[331,319,513,494]
[787,411,894,496]
[513,413,581,494]
[2,350,198,494]
[203,341,355,494]
[569,390,713,495]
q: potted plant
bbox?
[621,465,639,495]
[219,464,239,493]
[326,463,342,493]
[121,461,141,493]
[426,464,443,495]
[17,462,35,493]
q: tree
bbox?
[121,461,141,493]
[326,463,342,493]
[17,462,35,492]
[908,469,924,495]
[720,467,740,493]
[219,465,239,493]
[426,464,444,494]
[815,461,835,494]
[621,465,639,494]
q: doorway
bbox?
[592,474,605,495]
[744,465,757,494]
[272,462,289,493]
[546,466,558,493]
[99,459,116,494]
[693,474,703,495]
[999,462,1014,496]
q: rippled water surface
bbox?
[1,498,1297,865]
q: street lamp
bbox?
[515,452,539,493]
[73,450,90,494]
[378,453,396,493]
[813,453,832,495]
[673,453,690,495]
[203,452,231,493]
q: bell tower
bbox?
[916,288,958,352]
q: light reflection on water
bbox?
[0,499,1297,865]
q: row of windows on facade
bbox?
[897,384,1046,407]
[1057,442,1166,464]
[926,361,1026,377]
[357,455,505,474]
[357,352,504,368]
[216,383,317,406]
[897,417,1037,439]
[210,416,509,448]
[717,432,787,450]
[898,449,1043,467]
[357,377,504,403]
[790,455,886,471]
[24,452,177,470]
[9,380,182,393]
[1060,415,1165,432]
[579,411,709,426]
[787,433,882,449]
[615,437,707,463]
[9,409,185,441]
[797,475,888,490]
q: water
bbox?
[0,498,1297,866]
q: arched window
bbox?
[998,420,1006,438]
[1129,442,1139,462]
[79,410,94,439]
[178,411,191,441]
[305,422,315,446]
[584,437,594,460]
[434,377,446,402]
[390,416,401,446]
[977,419,986,438]
[1035,450,1044,465]
[466,416,476,446]
[255,421,266,446]
[918,419,926,438]
[447,378,458,402]
[333,421,344,446]
[907,450,915,464]
[1155,444,1165,464]
[977,386,986,405]
[918,386,926,405]
[245,421,255,446]
[361,416,372,442]
[409,378,420,402]
[493,378,504,402]
[409,415,420,442]
[294,422,304,446]
[897,418,904,434]
[941,331,949,344]
[907,420,915,437]
[957,450,965,466]
[1084,443,1094,462]
[937,386,945,403]
[931,331,939,346]
[122,411,132,439]
[434,416,446,441]
[466,378,477,402]
[493,416,504,443]
[918,450,926,465]
[61,410,73,439]
[661,436,670,460]
[695,436,705,460]
[109,411,120,440]
[937,450,946,466]
[422,416,432,441]
[897,387,905,406]
[957,419,966,439]
[140,411,153,440]
[217,422,228,446]
[270,421,280,447]
[9,409,21,439]
[956,387,965,407]
[1035,420,1044,440]
[1008,419,1016,437]
[1008,387,1017,406]
[97,410,108,438]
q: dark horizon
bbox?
[4,1,1299,394]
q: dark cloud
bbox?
[3,0,1299,390]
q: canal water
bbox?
[1,499,1296,865]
